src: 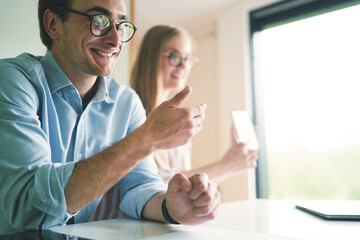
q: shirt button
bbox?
[71,89,76,94]
[77,153,83,159]
[58,92,63,97]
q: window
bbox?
[250,0,360,200]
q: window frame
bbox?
[249,0,360,198]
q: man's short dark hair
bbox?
[38,0,70,50]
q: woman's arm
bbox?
[180,126,258,184]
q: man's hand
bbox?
[165,173,221,225]
[142,86,206,150]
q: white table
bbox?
[51,200,360,240]
[202,200,360,239]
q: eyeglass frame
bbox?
[162,51,199,68]
[53,7,137,43]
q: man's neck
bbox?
[51,47,98,101]
[71,74,98,99]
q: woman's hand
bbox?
[221,125,258,173]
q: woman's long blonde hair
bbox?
[130,25,192,115]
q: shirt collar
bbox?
[40,51,114,103]
[40,51,72,94]
[93,76,113,103]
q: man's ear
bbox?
[43,9,62,40]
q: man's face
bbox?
[55,0,127,78]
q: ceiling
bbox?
[133,0,239,39]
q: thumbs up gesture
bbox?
[143,86,206,150]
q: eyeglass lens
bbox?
[91,15,135,42]
[168,52,194,67]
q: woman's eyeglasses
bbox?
[54,7,137,43]
[163,52,199,68]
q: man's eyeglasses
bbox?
[163,52,199,68]
[55,7,137,43]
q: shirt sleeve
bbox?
[119,155,168,219]
[0,59,75,233]
[118,90,168,219]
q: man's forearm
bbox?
[64,124,155,213]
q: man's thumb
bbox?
[166,86,192,107]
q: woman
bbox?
[130,25,258,184]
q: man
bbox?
[0,0,220,234]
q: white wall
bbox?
[0,0,132,84]
[0,0,46,58]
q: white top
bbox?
[155,142,192,183]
